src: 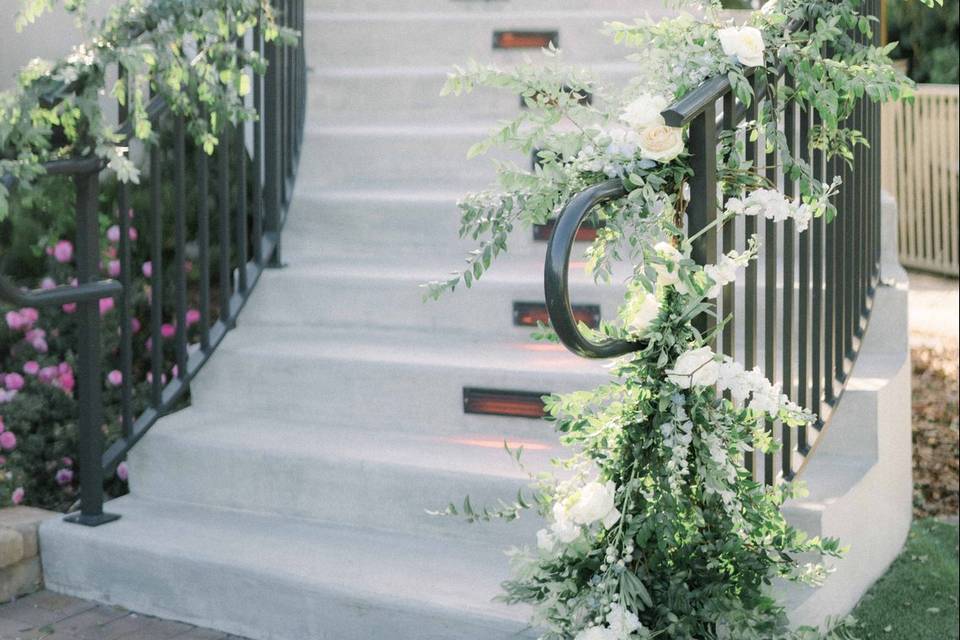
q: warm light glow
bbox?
[445,437,552,451]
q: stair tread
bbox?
[214,324,611,376]
[42,496,532,633]
[146,406,557,480]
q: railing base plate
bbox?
[64,512,121,527]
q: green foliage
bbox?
[888,0,960,83]
[0,0,297,217]
[851,519,959,639]
[427,1,927,638]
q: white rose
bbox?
[625,287,661,336]
[575,627,617,640]
[638,125,684,163]
[536,528,555,552]
[620,93,670,132]
[717,26,766,68]
[668,346,719,389]
[606,603,644,636]
[550,503,582,544]
[566,481,621,528]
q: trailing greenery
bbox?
[429,1,935,638]
[0,0,297,218]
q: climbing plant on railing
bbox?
[428,0,935,638]
[0,0,297,218]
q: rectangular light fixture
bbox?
[463,387,548,419]
[513,301,601,329]
[493,30,559,50]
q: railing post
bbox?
[263,15,284,268]
[687,107,718,339]
[65,170,120,527]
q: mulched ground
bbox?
[911,344,960,518]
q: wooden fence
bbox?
[882,84,960,277]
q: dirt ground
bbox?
[907,271,959,518]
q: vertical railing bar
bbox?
[116,67,134,442]
[722,92,736,363]
[197,132,211,351]
[687,107,718,339]
[743,72,762,476]
[252,22,264,265]
[797,100,812,452]
[236,123,249,292]
[173,116,188,379]
[781,73,796,477]
[763,73,778,485]
[218,130,232,322]
[149,139,164,407]
[72,170,109,523]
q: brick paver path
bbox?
[0,591,249,640]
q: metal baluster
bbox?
[781,73,796,478]
[722,92,736,364]
[797,101,812,453]
[253,23,264,265]
[687,107,718,339]
[198,132,211,351]
[117,69,134,442]
[764,73,778,485]
[174,116,188,379]
[219,131,232,323]
[744,72,762,476]
[236,124,249,293]
[149,140,164,406]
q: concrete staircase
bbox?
[38,2,913,638]
[39,3,658,639]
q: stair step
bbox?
[129,408,553,542]
[40,497,536,640]
[307,62,638,125]
[242,254,627,335]
[304,10,663,68]
[296,122,524,190]
[189,326,611,437]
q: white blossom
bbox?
[565,481,621,529]
[716,26,766,67]
[620,93,670,132]
[668,347,720,388]
[624,286,661,336]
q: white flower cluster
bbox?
[725,188,814,232]
[574,603,650,640]
[667,347,811,422]
[703,250,751,298]
[537,481,621,552]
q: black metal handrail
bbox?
[545,2,882,483]
[0,0,306,524]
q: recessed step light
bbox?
[493,30,559,50]
[533,218,600,242]
[463,387,548,419]
[513,301,600,329]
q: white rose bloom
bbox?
[566,481,621,528]
[703,253,740,298]
[638,125,685,163]
[717,26,766,68]
[536,528,555,552]
[607,603,644,636]
[550,503,582,544]
[620,93,671,132]
[625,288,661,336]
[575,627,617,640]
[668,346,720,389]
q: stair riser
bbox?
[296,128,523,189]
[129,430,546,543]
[308,0,666,13]
[242,268,624,335]
[190,348,607,436]
[305,13,641,69]
[306,65,638,124]
[41,502,535,640]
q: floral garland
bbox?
[0,0,297,218]
[431,1,933,638]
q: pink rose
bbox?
[128,227,138,241]
[108,260,122,278]
[20,308,38,324]
[11,487,24,505]
[161,323,176,339]
[55,468,74,486]
[3,373,24,391]
[23,361,40,376]
[130,318,141,334]
[142,261,152,278]
[53,240,74,263]
[106,225,121,243]
[186,309,201,326]
[99,297,115,315]
[107,370,123,386]
[116,462,129,482]
[62,303,77,314]
[4,311,25,331]
[38,366,59,383]
[40,277,57,290]
[0,431,17,451]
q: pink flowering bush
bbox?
[1,169,213,510]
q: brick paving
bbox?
[0,591,248,640]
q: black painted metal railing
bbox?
[545,2,882,484]
[0,0,305,524]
